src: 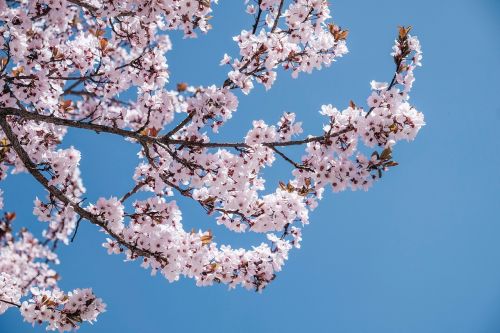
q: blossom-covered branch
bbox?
[0,0,424,331]
[0,211,105,331]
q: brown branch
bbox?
[62,79,84,94]
[251,0,263,35]
[0,116,168,265]
[1,107,153,142]
[120,182,145,203]
[0,298,21,308]
[70,216,83,243]
[7,75,98,81]
[1,107,355,149]
[163,112,194,138]
[270,0,285,33]
[268,146,313,171]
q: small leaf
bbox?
[201,230,213,245]
[60,100,73,112]
[304,177,311,187]
[5,212,16,222]
[0,137,9,154]
[95,29,105,37]
[398,25,412,39]
[99,38,108,51]
[385,161,399,167]
[298,187,309,196]
[51,47,64,60]
[380,147,392,161]
[176,82,188,92]
[389,123,398,133]
[69,314,83,323]
[336,29,349,41]
[148,128,159,137]
[327,23,337,35]
[206,262,218,273]
[398,26,406,39]
[12,66,24,77]
[203,197,216,205]
[200,0,211,8]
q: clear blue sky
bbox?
[2,0,500,332]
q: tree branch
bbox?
[163,112,194,138]
[1,107,355,149]
[251,0,263,35]
[271,0,285,33]
[120,182,145,203]
[0,298,21,308]
[0,115,168,265]
[268,146,313,171]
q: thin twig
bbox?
[271,0,284,33]
[70,216,83,243]
[269,146,313,171]
[251,0,263,34]
[120,182,145,203]
[0,298,21,308]
[163,112,194,138]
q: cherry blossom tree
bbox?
[0,0,424,331]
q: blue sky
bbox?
[2,0,500,332]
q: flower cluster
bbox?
[183,85,239,134]
[225,0,348,93]
[0,218,59,294]
[88,197,125,234]
[102,196,294,290]
[0,271,21,314]
[94,0,217,37]
[0,212,104,331]
[277,112,303,141]
[21,287,105,331]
